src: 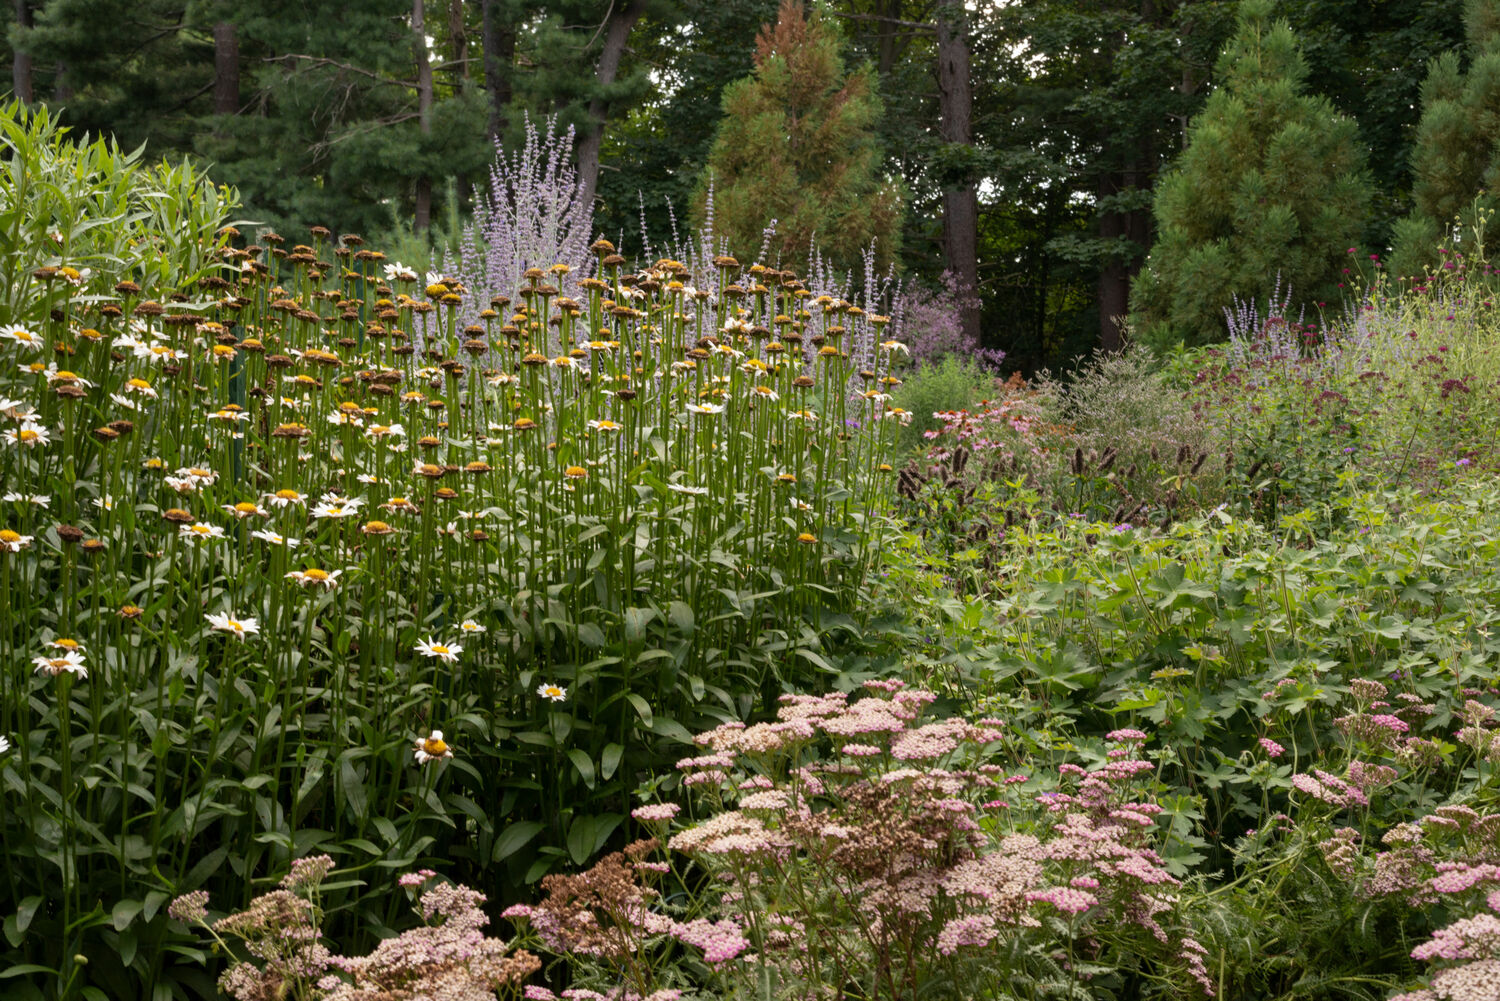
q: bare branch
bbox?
[828,11,934,32]
[266,53,417,89]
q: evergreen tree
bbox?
[694,0,903,272]
[193,0,491,238]
[1389,1,1500,280]
[1130,0,1372,347]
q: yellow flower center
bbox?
[564,466,587,479]
[364,520,391,533]
[213,345,235,357]
[275,489,300,500]
[190,525,212,535]
[55,370,78,381]
[797,533,817,544]
[54,638,80,649]
[430,645,449,656]
[0,530,19,543]
[422,737,449,755]
[189,468,211,478]
[304,569,329,581]
[235,502,259,515]
[17,430,37,442]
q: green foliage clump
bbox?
[1130,0,1373,347]
[1390,1,1500,279]
[0,100,238,320]
[889,355,997,454]
[694,0,904,274]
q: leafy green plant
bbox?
[888,354,998,454]
[0,108,904,998]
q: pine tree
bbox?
[694,0,903,272]
[1129,0,1372,347]
[1389,1,1500,279]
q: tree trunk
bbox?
[1097,171,1130,352]
[213,22,240,117]
[448,0,468,79]
[1098,0,1161,350]
[936,4,981,347]
[12,0,32,104]
[481,0,515,138]
[413,0,434,233]
[576,0,649,212]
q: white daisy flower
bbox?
[222,501,268,519]
[413,730,453,764]
[3,492,49,507]
[2,422,50,448]
[262,489,307,508]
[459,619,487,635]
[33,650,87,678]
[180,522,226,542]
[1,325,43,351]
[311,496,363,519]
[414,637,462,662]
[0,529,35,552]
[206,612,259,640]
[537,682,568,702]
[176,467,219,485]
[285,568,342,590]
[384,261,418,283]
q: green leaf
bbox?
[15,897,41,936]
[338,753,369,822]
[577,622,607,648]
[567,748,597,789]
[624,606,657,645]
[626,694,654,728]
[601,743,624,781]
[492,821,544,862]
[668,600,695,634]
[0,965,57,979]
[567,815,594,865]
[111,899,143,932]
[649,716,694,744]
